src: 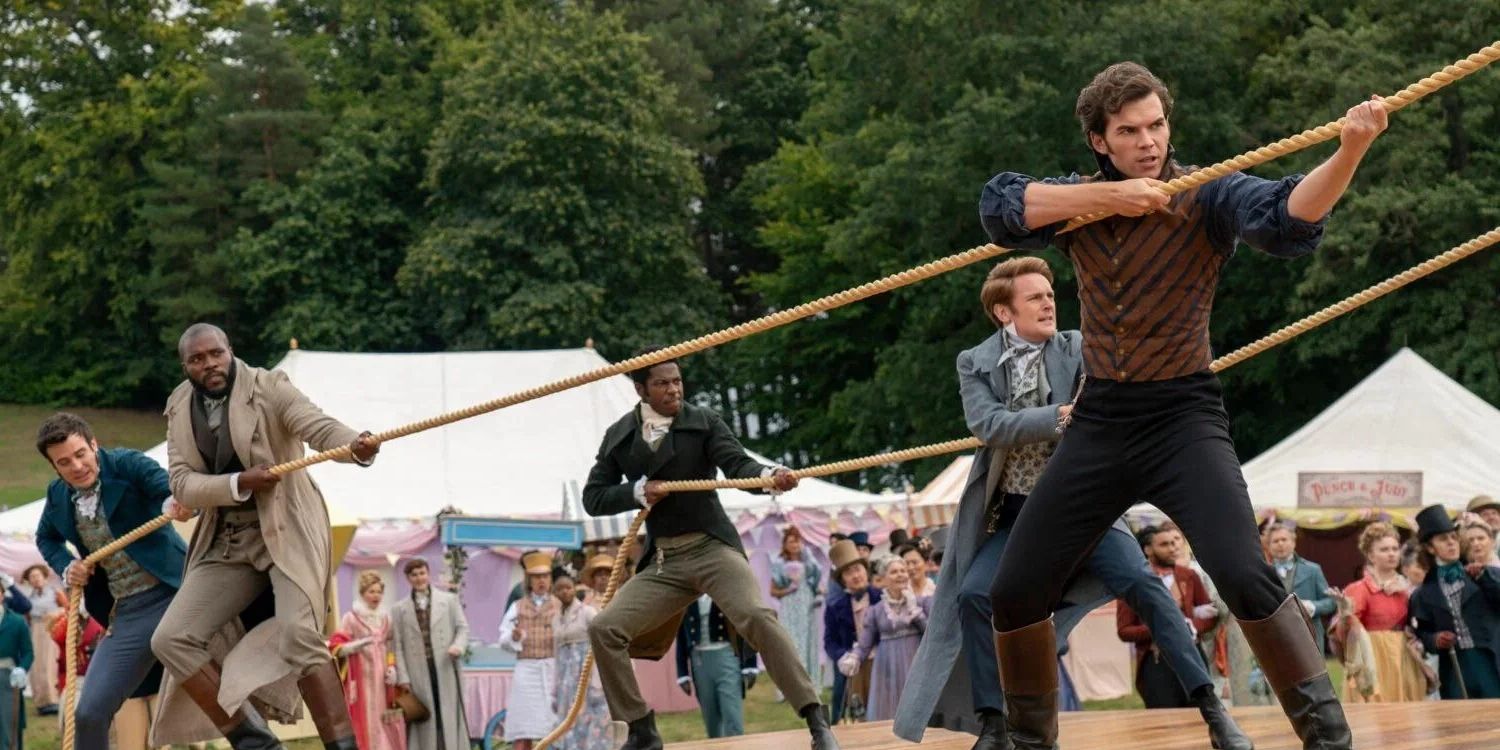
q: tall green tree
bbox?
[399,3,724,357]
[0,1,234,404]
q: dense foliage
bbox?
[3,1,1497,489]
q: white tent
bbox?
[908,455,973,528]
[1242,347,1500,510]
[0,347,893,533]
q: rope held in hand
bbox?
[534,226,1500,750]
[267,40,1499,481]
[647,225,1500,495]
[1059,42,1500,234]
[66,40,1500,750]
[61,515,174,750]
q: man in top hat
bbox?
[850,532,874,557]
[583,348,838,750]
[151,323,379,750]
[392,558,469,750]
[1468,496,1500,532]
[499,552,560,750]
[829,532,874,599]
[824,540,880,723]
[1409,504,1500,699]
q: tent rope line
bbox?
[536,222,1500,750]
[49,39,1499,750]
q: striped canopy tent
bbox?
[908,455,973,529]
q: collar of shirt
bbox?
[414,589,430,610]
[530,594,549,607]
[640,402,674,444]
[996,324,1044,366]
[72,482,103,521]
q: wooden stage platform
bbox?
[670,701,1500,750]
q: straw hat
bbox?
[522,551,552,575]
[584,554,614,578]
[1467,495,1500,514]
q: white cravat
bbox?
[73,483,102,521]
[997,323,1045,396]
[640,402,673,447]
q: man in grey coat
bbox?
[392,558,469,750]
[893,257,1249,750]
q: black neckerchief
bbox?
[1090,143,1177,181]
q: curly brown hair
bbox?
[1356,521,1399,558]
[1075,62,1174,140]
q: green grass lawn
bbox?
[0,403,165,510]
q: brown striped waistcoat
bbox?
[1056,167,1225,382]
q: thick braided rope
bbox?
[535,511,649,750]
[647,225,1500,494]
[1212,227,1500,371]
[1059,41,1500,234]
[62,514,174,750]
[268,243,1012,475]
[657,437,986,492]
[273,41,1500,479]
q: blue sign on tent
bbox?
[440,516,585,549]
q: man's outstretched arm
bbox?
[1286,96,1389,222]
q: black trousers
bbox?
[989,371,1285,629]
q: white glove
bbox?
[8,668,24,689]
[385,666,397,684]
[1192,604,1218,621]
[1299,598,1316,617]
[0,573,12,589]
[343,636,373,654]
[837,653,860,677]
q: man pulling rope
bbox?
[979,62,1388,750]
[580,348,838,750]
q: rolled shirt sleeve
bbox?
[978,172,1084,249]
[1199,172,1325,258]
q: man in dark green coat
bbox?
[0,599,33,750]
[584,349,839,750]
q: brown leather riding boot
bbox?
[1238,597,1353,750]
[994,617,1059,750]
[299,660,358,750]
[179,662,285,750]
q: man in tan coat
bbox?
[391,558,469,750]
[150,323,378,750]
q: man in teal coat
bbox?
[34,412,281,750]
[0,599,33,750]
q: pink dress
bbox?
[337,608,405,750]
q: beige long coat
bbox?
[152,359,365,743]
[391,589,470,750]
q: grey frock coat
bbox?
[893,330,1119,741]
